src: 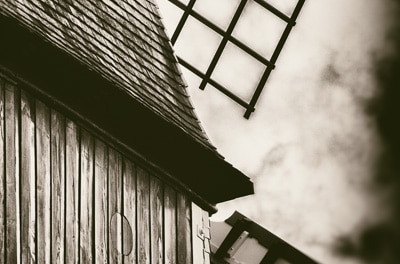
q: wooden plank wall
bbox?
[0,77,197,263]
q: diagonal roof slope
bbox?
[0,0,213,151]
[0,0,254,204]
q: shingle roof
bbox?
[0,0,254,204]
[0,0,214,151]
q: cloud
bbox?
[254,144,288,176]
[333,0,400,263]
[322,62,342,85]
[157,0,397,263]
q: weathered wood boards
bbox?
[51,110,66,263]
[94,139,108,263]
[4,80,18,263]
[0,77,4,263]
[65,119,80,263]
[0,78,199,263]
[165,185,177,264]
[36,100,51,263]
[137,167,150,264]
[80,129,94,263]
[123,158,136,263]
[178,193,192,264]
[20,90,35,263]
[109,148,123,264]
[150,176,163,264]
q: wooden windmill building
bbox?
[0,0,254,262]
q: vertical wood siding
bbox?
[80,129,94,263]
[35,100,51,263]
[94,139,108,263]
[51,110,66,263]
[150,176,163,264]
[0,79,5,263]
[20,90,35,263]
[65,119,79,263]
[0,78,197,263]
[177,193,192,264]
[108,148,122,264]
[123,158,136,263]
[164,185,177,264]
[4,81,18,263]
[137,167,150,264]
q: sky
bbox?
[156,0,396,263]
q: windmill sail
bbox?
[159,0,306,119]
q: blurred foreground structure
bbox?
[210,212,317,264]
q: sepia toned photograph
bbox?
[0,0,399,263]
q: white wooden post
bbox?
[192,203,211,264]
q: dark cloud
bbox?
[335,0,400,263]
[322,63,342,85]
[327,133,364,162]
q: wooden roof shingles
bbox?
[0,0,254,204]
[0,0,213,151]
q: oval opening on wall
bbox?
[110,212,133,256]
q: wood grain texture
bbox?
[20,90,36,263]
[80,129,94,263]
[123,158,136,263]
[94,139,108,263]
[0,80,4,263]
[108,148,122,264]
[150,176,163,264]
[35,100,51,263]
[0,78,198,263]
[137,166,150,264]
[4,82,18,263]
[177,193,192,264]
[65,119,80,263]
[51,110,66,263]
[164,185,177,264]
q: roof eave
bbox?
[0,14,254,205]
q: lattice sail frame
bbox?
[167,0,306,119]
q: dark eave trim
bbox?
[0,66,219,215]
[0,14,254,205]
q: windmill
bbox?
[157,0,306,119]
